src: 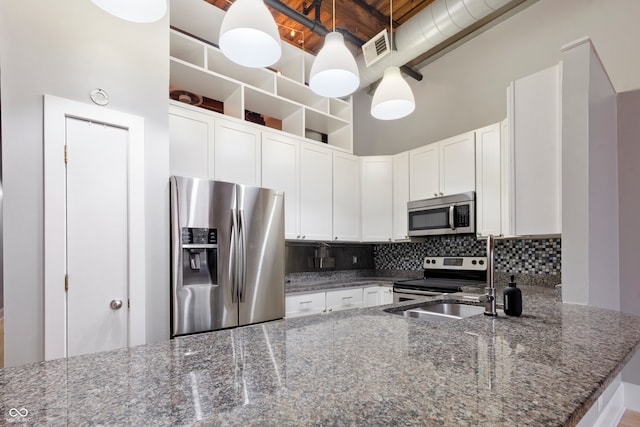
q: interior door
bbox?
[65,117,129,357]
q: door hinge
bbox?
[64,145,68,164]
[128,299,130,309]
[64,274,68,291]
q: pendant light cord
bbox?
[332,0,336,31]
[390,0,394,67]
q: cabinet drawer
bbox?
[286,292,326,318]
[326,288,363,312]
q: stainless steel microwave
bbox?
[407,192,475,237]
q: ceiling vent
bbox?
[362,29,391,67]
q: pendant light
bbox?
[370,0,415,120]
[309,0,360,98]
[219,0,282,68]
[91,0,167,23]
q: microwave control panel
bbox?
[455,205,470,227]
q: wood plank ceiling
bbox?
[205,0,436,55]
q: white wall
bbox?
[561,39,619,311]
[0,1,170,366]
[618,89,640,385]
[353,0,640,156]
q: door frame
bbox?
[43,94,146,360]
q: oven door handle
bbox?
[449,205,455,230]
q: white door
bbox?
[65,118,129,357]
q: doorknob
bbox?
[110,299,123,310]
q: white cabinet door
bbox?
[361,156,393,242]
[262,132,300,239]
[300,142,333,241]
[363,286,380,307]
[332,151,361,242]
[380,286,393,305]
[508,64,561,235]
[326,288,363,312]
[475,123,502,236]
[169,105,215,178]
[439,131,475,196]
[214,118,261,186]
[392,152,410,241]
[409,143,439,200]
[285,292,326,318]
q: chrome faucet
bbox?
[480,235,498,316]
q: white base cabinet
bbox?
[285,291,326,318]
[285,285,393,318]
[326,288,364,312]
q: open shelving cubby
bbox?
[168,1,354,152]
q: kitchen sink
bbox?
[386,301,486,321]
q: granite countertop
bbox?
[2,285,640,426]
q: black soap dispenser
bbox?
[503,275,522,317]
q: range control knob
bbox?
[472,260,477,265]
[432,259,436,264]
[479,260,485,265]
[425,259,431,264]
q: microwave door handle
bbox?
[449,205,455,230]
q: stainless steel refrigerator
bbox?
[170,176,285,337]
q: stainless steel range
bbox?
[393,256,487,303]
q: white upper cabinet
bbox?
[439,131,476,196]
[169,104,215,178]
[392,152,410,241]
[361,156,393,242]
[475,123,502,237]
[409,132,475,201]
[409,143,439,200]
[507,64,561,236]
[332,152,361,242]
[261,131,300,240]
[299,142,333,241]
[214,118,261,186]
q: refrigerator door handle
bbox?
[230,208,238,303]
[238,209,247,302]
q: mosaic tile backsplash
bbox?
[374,236,561,275]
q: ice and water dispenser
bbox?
[180,227,218,287]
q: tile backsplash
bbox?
[374,236,561,275]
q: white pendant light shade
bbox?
[91,0,167,23]
[219,0,282,68]
[309,32,360,98]
[371,66,415,120]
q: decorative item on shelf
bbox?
[308,0,360,98]
[370,0,415,120]
[305,129,328,144]
[170,89,224,114]
[170,90,203,106]
[219,0,282,68]
[245,110,266,126]
[91,0,167,23]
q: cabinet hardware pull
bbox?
[342,296,352,299]
[300,300,312,304]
